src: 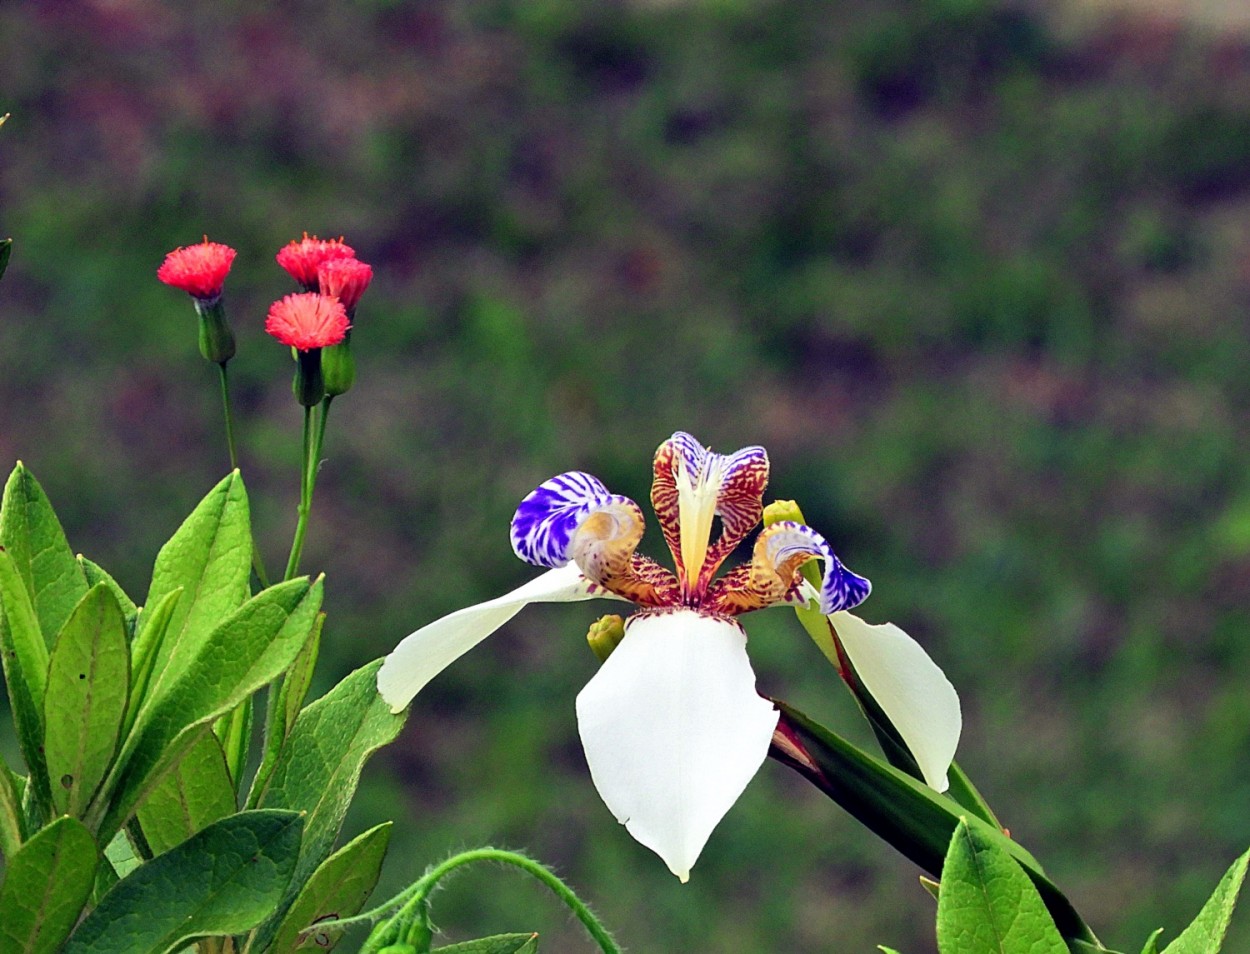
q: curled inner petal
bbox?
[570,499,679,606]
[705,520,870,616]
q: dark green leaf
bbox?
[215,698,252,792]
[266,822,392,953]
[256,661,406,919]
[0,548,52,813]
[93,577,322,842]
[0,238,10,283]
[0,759,22,860]
[135,731,235,857]
[771,702,1096,946]
[65,810,303,954]
[78,557,139,640]
[936,818,1067,954]
[0,815,98,954]
[0,463,89,648]
[1160,849,1250,954]
[44,584,130,817]
[433,935,541,953]
[142,472,252,712]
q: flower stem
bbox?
[218,361,271,589]
[324,848,621,954]
[283,395,333,581]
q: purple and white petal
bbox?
[377,564,602,713]
[511,471,623,568]
[576,609,779,882]
[760,521,871,614]
[831,611,961,792]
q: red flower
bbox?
[275,233,356,290]
[265,293,350,351]
[157,239,237,300]
[317,257,373,313]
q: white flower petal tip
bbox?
[830,611,961,792]
[377,564,598,713]
[575,609,780,881]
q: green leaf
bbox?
[250,613,323,807]
[1159,849,1250,954]
[65,810,303,954]
[134,731,235,858]
[141,472,252,713]
[936,818,1068,954]
[772,702,1096,946]
[0,463,89,648]
[879,948,904,954]
[214,698,252,792]
[266,822,392,953]
[44,584,130,817]
[0,238,10,283]
[256,661,406,919]
[0,759,22,860]
[0,548,52,812]
[78,557,139,639]
[93,577,322,842]
[124,588,182,738]
[0,815,98,954]
[1139,928,1164,954]
[433,935,541,953]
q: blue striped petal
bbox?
[511,471,623,568]
[761,521,871,614]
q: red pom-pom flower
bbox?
[265,293,350,351]
[275,234,356,290]
[317,257,373,313]
[157,239,237,300]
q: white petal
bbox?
[575,609,779,882]
[831,610,961,792]
[378,564,600,712]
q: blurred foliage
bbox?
[4,0,1250,950]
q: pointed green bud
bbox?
[587,614,626,663]
[293,348,326,407]
[321,334,355,396]
[762,498,807,528]
[194,298,236,364]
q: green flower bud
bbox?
[587,614,627,663]
[194,298,237,364]
[321,333,355,396]
[293,347,326,407]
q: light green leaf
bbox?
[0,463,89,648]
[1159,849,1250,954]
[65,810,303,954]
[44,584,130,817]
[124,588,183,738]
[1139,928,1164,954]
[267,822,392,953]
[281,613,323,741]
[78,557,139,639]
[433,935,541,953]
[0,815,98,954]
[214,698,252,792]
[936,818,1068,954]
[94,577,322,842]
[0,760,22,860]
[141,472,252,714]
[135,731,235,858]
[0,548,52,812]
[257,661,406,917]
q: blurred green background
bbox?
[5,0,1250,950]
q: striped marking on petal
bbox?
[511,471,618,567]
[650,433,705,583]
[695,444,769,593]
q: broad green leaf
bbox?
[936,819,1068,954]
[141,472,251,713]
[267,822,392,953]
[0,815,98,954]
[94,577,322,842]
[1139,928,1164,954]
[434,936,540,953]
[78,557,139,639]
[0,463,89,647]
[124,588,182,738]
[0,548,51,812]
[1159,849,1250,954]
[135,731,235,857]
[65,810,303,954]
[257,661,406,915]
[44,584,130,817]
[773,702,1096,946]
[0,759,23,860]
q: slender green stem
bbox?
[322,848,621,954]
[217,361,271,589]
[283,405,314,581]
